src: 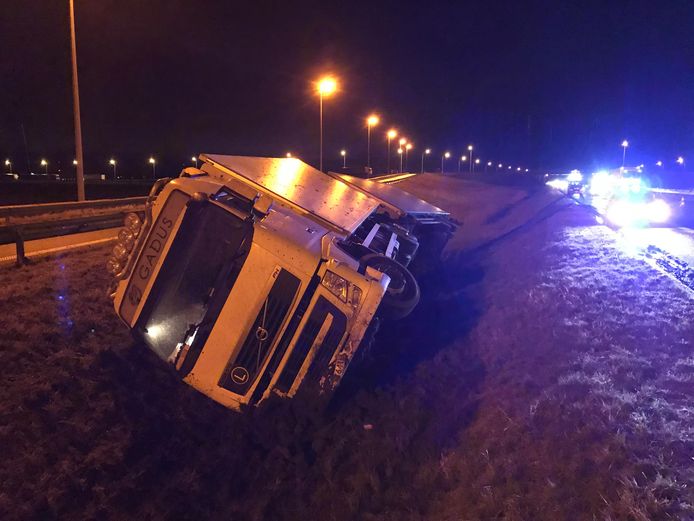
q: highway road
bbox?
[573,191,694,289]
[0,227,118,265]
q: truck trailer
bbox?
[108,155,454,411]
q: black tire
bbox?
[359,253,420,320]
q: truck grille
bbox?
[218,268,300,395]
[275,296,347,394]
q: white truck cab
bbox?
[109,155,453,411]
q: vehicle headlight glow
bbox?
[646,199,671,224]
[606,200,637,227]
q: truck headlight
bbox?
[106,257,123,275]
[124,213,142,235]
[322,270,348,302]
[117,228,135,249]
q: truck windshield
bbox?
[135,200,252,361]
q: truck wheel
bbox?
[359,253,420,320]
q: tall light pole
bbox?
[41,159,48,175]
[386,129,397,173]
[340,149,347,168]
[621,139,629,167]
[4,159,11,173]
[421,148,431,174]
[398,138,407,173]
[405,143,413,171]
[109,158,117,178]
[467,145,473,173]
[69,0,85,201]
[458,155,467,173]
[486,161,492,173]
[149,157,156,178]
[366,114,379,169]
[191,156,198,168]
[677,156,685,167]
[474,158,480,173]
[316,76,337,172]
[441,151,450,174]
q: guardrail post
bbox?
[14,228,28,266]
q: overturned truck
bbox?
[109,155,455,411]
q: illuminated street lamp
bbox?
[508,165,512,170]
[676,156,685,166]
[4,159,10,172]
[316,75,338,172]
[191,156,198,167]
[517,167,521,172]
[340,149,347,168]
[405,143,413,171]
[149,157,156,177]
[109,158,117,178]
[386,129,397,173]
[458,155,467,173]
[441,151,450,174]
[467,145,473,173]
[286,152,292,158]
[397,147,404,172]
[421,148,431,174]
[656,160,663,167]
[40,158,48,175]
[474,158,480,173]
[621,139,629,167]
[525,168,529,172]
[366,114,379,168]
[485,161,492,173]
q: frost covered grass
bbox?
[1,175,692,520]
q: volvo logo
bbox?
[230,366,250,385]
[255,326,269,342]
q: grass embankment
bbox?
[0,175,691,520]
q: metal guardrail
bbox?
[0,197,146,266]
[0,196,146,224]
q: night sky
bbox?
[2,0,694,182]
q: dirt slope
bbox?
[0,174,691,520]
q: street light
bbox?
[149,157,156,177]
[421,148,431,174]
[467,145,473,173]
[405,143,413,171]
[316,75,338,172]
[474,158,480,173]
[621,139,629,167]
[656,160,663,167]
[366,114,379,168]
[676,156,685,166]
[441,151,450,174]
[397,148,404,172]
[191,156,198,167]
[458,155,467,173]
[498,163,503,169]
[286,152,292,158]
[109,158,117,178]
[386,129,397,173]
[4,159,10,172]
[40,159,48,175]
[485,161,492,173]
[340,149,347,168]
